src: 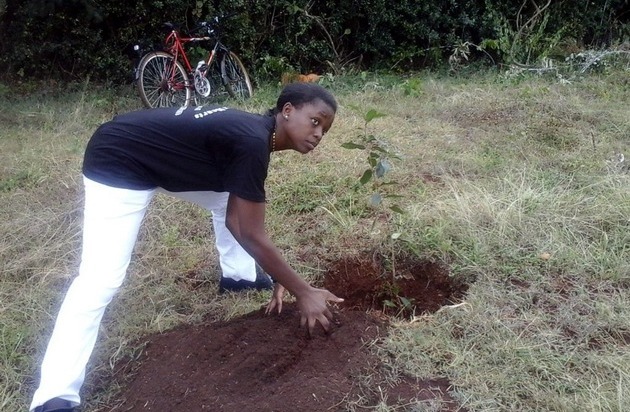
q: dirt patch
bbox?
[99,253,469,411]
[324,254,468,318]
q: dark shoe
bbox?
[219,265,273,293]
[33,397,77,412]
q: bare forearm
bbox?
[235,233,311,297]
[225,194,312,297]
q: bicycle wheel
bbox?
[221,51,253,99]
[136,51,191,108]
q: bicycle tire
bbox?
[136,51,191,108]
[221,51,253,99]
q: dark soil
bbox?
[101,253,469,411]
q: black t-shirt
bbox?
[82,106,275,202]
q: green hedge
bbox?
[1,0,628,83]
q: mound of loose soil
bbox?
[101,254,469,411]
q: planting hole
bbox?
[324,252,469,318]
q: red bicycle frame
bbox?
[164,29,218,74]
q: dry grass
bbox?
[1,70,629,411]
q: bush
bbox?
[1,0,628,83]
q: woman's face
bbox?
[282,99,336,154]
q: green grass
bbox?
[1,70,629,411]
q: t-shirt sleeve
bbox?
[221,137,269,202]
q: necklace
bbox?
[271,131,276,152]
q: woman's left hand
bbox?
[265,283,286,314]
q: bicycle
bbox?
[135,16,253,108]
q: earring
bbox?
[284,115,289,119]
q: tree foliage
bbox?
[0,0,628,82]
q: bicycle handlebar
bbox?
[191,13,239,36]
[162,13,240,40]
[196,20,217,36]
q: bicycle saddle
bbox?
[162,22,180,32]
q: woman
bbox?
[30,82,344,412]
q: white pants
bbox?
[30,177,255,410]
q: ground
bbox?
[100,254,469,411]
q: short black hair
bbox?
[271,83,337,115]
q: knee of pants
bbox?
[77,261,130,291]
[62,274,123,313]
